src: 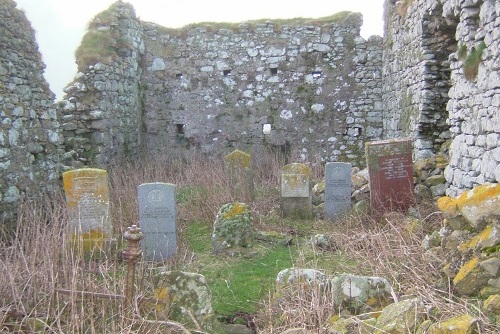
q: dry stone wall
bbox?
[1,0,499,224]
[442,0,500,196]
[140,15,383,165]
[61,2,144,166]
[0,0,64,222]
[383,0,500,196]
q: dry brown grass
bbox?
[1,152,498,333]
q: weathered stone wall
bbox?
[382,0,456,160]
[60,1,144,166]
[2,0,499,223]
[139,15,383,165]
[60,4,384,167]
[0,0,64,222]
[442,0,500,196]
[382,0,499,196]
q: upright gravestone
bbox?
[366,138,415,214]
[62,168,114,259]
[138,183,177,261]
[280,163,312,218]
[225,149,254,202]
[325,162,352,220]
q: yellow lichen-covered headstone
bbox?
[224,149,254,202]
[62,168,114,259]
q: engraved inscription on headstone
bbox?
[62,168,113,258]
[325,162,352,220]
[366,138,415,214]
[280,163,312,218]
[138,183,177,261]
[63,169,111,232]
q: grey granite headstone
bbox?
[325,162,352,220]
[138,183,176,261]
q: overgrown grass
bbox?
[1,151,499,333]
[463,41,487,81]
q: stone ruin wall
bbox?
[61,2,384,166]
[1,0,500,221]
[0,0,65,222]
[382,0,500,196]
[138,15,383,163]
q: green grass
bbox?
[463,41,486,81]
[180,219,356,317]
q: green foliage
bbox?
[457,44,467,60]
[463,41,486,81]
[75,30,118,71]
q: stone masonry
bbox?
[0,0,499,222]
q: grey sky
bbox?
[14,0,384,101]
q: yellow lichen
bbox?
[437,196,458,215]
[71,229,107,254]
[453,257,479,286]
[154,287,170,312]
[461,225,494,251]
[63,168,109,207]
[222,202,247,219]
[282,163,312,176]
[456,183,500,209]
[225,150,251,169]
[427,314,477,334]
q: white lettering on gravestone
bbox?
[325,162,352,219]
[138,183,176,261]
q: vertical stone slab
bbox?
[366,138,415,214]
[138,183,176,262]
[280,163,312,218]
[62,168,114,259]
[325,162,352,220]
[225,149,254,202]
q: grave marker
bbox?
[366,138,415,214]
[225,149,254,202]
[138,183,177,261]
[325,162,352,220]
[280,163,312,218]
[62,168,114,259]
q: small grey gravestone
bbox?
[138,183,176,261]
[325,162,352,220]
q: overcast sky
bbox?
[14,0,385,101]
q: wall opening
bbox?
[176,73,183,79]
[312,71,322,78]
[176,124,185,136]
[223,69,232,76]
[270,67,278,75]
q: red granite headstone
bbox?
[366,139,415,214]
